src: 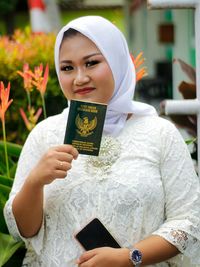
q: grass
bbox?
[61,8,125,32]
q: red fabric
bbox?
[28,0,46,11]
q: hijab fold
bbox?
[54,16,157,136]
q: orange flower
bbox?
[17,63,33,92]
[20,107,42,131]
[38,63,49,96]
[130,52,148,81]
[0,81,13,123]
[29,63,49,96]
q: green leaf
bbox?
[0,184,11,233]
[0,175,13,188]
[0,161,6,175]
[8,164,17,179]
[185,138,197,145]
[0,141,22,158]
[0,232,24,266]
[0,184,10,199]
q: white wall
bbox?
[172,9,195,100]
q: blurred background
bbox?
[0,0,196,143]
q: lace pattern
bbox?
[85,135,121,179]
[3,110,200,267]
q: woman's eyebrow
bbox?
[83,52,102,60]
[60,52,102,64]
[60,60,72,64]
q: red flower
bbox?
[0,81,13,123]
[20,107,42,131]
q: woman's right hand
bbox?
[28,144,79,187]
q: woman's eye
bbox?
[86,60,99,67]
[60,65,73,71]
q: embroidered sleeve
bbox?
[153,122,200,264]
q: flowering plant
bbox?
[0,28,64,144]
[0,28,55,81]
[0,61,49,265]
[0,81,24,266]
[0,82,13,178]
[131,51,148,81]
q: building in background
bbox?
[123,1,195,107]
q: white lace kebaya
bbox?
[4,16,200,267]
[4,111,200,267]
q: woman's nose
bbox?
[74,69,90,86]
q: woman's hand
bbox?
[76,247,132,267]
[28,144,78,187]
[12,144,78,237]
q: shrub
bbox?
[0,28,67,144]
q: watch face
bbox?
[131,249,142,264]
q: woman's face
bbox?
[59,33,115,104]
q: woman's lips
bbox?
[74,87,95,95]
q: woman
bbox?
[4,16,200,267]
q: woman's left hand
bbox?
[76,247,132,267]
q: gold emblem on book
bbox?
[75,114,97,137]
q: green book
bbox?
[64,100,107,156]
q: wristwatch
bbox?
[129,248,142,267]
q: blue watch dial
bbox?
[130,249,142,266]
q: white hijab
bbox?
[54,15,157,136]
